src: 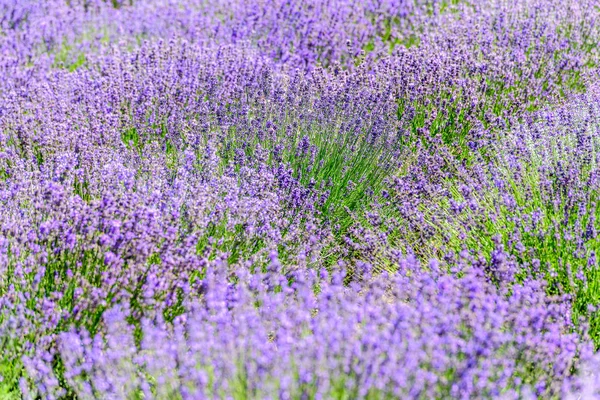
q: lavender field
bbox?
[2,0,600,398]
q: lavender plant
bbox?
[1,0,600,398]
[380,86,600,342]
[19,259,598,399]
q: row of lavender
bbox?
[1,0,600,398]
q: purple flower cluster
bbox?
[22,260,596,399]
[1,0,600,398]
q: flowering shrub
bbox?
[1,0,600,398]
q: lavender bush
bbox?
[1,0,600,398]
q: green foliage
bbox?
[52,41,87,71]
